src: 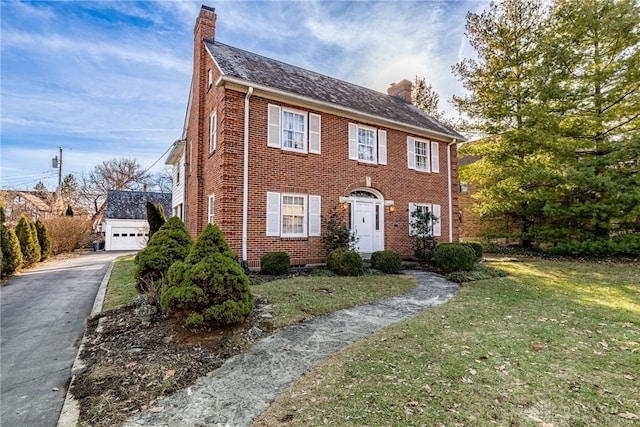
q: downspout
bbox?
[242,87,254,273]
[447,138,458,243]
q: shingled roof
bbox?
[104,190,172,220]
[206,40,464,140]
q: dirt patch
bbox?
[71,297,273,427]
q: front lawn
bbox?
[254,260,640,427]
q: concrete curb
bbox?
[57,259,117,427]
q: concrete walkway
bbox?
[124,271,459,427]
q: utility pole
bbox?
[52,147,63,213]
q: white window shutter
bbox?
[268,104,281,148]
[432,204,441,237]
[408,202,416,236]
[348,123,358,160]
[308,195,321,236]
[431,141,440,173]
[266,192,281,236]
[407,137,415,169]
[378,130,387,165]
[309,113,321,154]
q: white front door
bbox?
[353,201,375,253]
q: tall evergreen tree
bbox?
[35,219,52,261]
[454,0,555,246]
[146,202,166,241]
[1,201,24,277]
[541,0,640,242]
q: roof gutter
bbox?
[215,75,465,143]
[241,86,254,272]
[447,139,458,242]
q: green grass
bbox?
[102,255,138,311]
[254,275,417,328]
[254,260,640,427]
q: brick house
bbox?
[177,5,465,268]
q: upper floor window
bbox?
[268,104,321,154]
[348,123,387,165]
[407,137,439,173]
[208,68,213,89]
[460,181,468,194]
[209,111,217,154]
[207,194,215,224]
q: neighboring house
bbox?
[175,6,465,268]
[0,190,54,226]
[165,139,186,221]
[102,190,172,251]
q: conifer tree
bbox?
[1,201,23,278]
[15,215,41,267]
[35,219,52,261]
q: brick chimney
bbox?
[387,79,413,103]
[194,5,216,41]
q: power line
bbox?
[143,144,173,174]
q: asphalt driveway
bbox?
[1,251,131,427]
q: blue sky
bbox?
[1,0,485,191]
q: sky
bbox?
[1,0,486,191]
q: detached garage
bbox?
[102,190,172,251]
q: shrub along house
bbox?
[176,5,465,269]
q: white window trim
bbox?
[266,191,321,238]
[349,123,387,165]
[407,137,440,173]
[208,68,213,89]
[207,194,215,224]
[209,111,217,154]
[408,202,441,237]
[357,124,377,164]
[414,138,431,172]
[268,104,321,154]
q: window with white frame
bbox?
[460,181,468,193]
[207,194,215,224]
[208,68,213,89]
[268,104,321,154]
[348,123,387,165]
[266,192,321,238]
[407,137,440,173]
[408,202,441,237]
[209,112,217,154]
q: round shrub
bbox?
[260,251,290,275]
[160,224,253,327]
[370,250,402,274]
[434,243,476,273]
[462,241,484,261]
[326,247,364,276]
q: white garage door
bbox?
[109,227,148,251]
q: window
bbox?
[408,202,441,237]
[208,68,213,89]
[266,192,321,238]
[207,194,215,224]
[407,137,440,173]
[460,181,468,194]
[348,124,387,165]
[209,112,217,154]
[268,104,321,154]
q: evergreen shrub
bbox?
[1,228,23,278]
[326,247,364,276]
[434,243,476,273]
[35,219,52,261]
[370,250,403,274]
[260,251,290,275]
[544,234,640,258]
[462,241,484,261]
[15,215,41,267]
[134,217,192,294]
[160,224,253,327]
[146,202,166,240]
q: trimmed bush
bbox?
[462,241,484,261]
[1,228,23,278]
[370,250,402,274]
[35,219,52,261]
[160,224,253,327]
[15,215,41,267]
[544,234,640,258]
[326,247,364,276]
[134,217,192,294]
[434,243,476,273]
[260,251,290,275]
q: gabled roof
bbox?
[104,190,172,220]
[206,40,465,141]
